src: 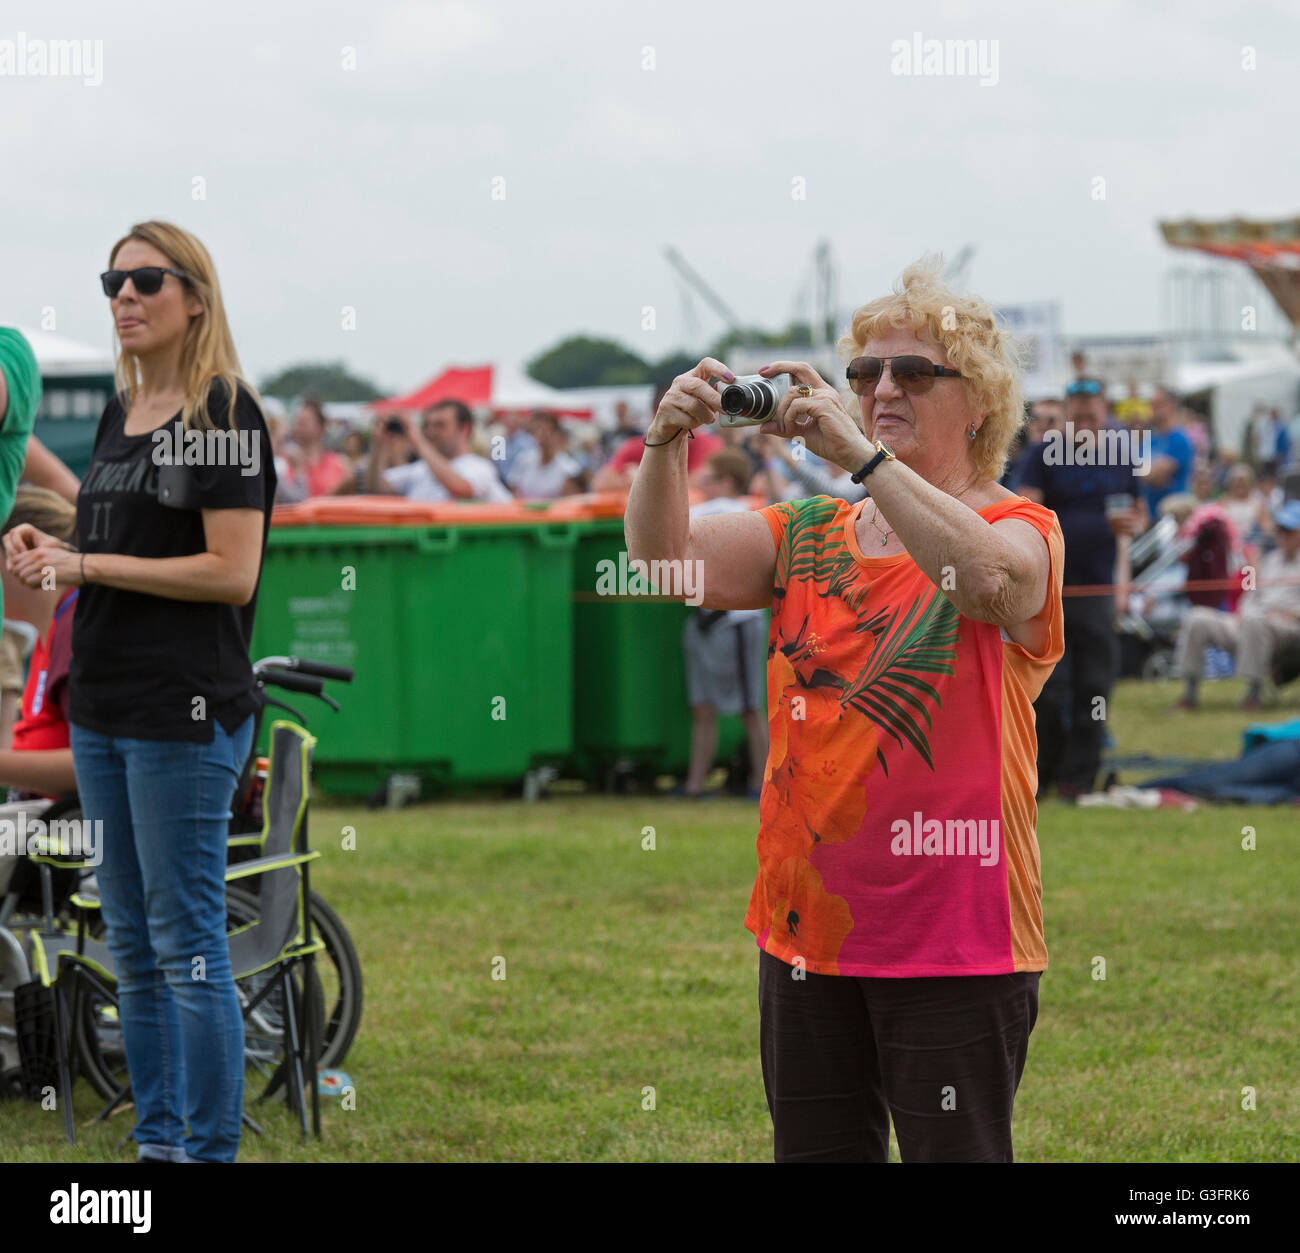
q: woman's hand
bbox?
[756,360,871,472]
[9,543,82,590]
[646,357,735,442]
[3,523,73,565]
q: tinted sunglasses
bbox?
[846,355,963,396]
[100,266,192,298]
[1066,378,1104,397]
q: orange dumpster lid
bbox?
[271,491,769,528]
[418,501,545,525]
[270,502,319,526]
[277,497,446,526]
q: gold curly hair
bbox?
[837,256,1024,481]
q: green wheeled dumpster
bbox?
[251,518,577,797]
[570,518,760,787]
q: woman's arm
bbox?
[0,747,77,796]
[10,508,264,605]
[625,358,776,609]
[853,455,1051,628]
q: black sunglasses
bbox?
[846,355,962,396]
[100,266,192,298]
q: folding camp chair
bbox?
[10,820,114,1144]
[222,720,325,1138]
[30,720,326,1145]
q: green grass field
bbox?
[3,677,1297,1162]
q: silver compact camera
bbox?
[716,373,791,427]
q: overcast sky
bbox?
[2,0,1296,393]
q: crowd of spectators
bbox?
[268,386,1300,547]
[999,375,1300,750]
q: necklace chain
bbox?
[864,467,983,549]
[867,505,893,547]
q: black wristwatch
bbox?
[850,440,896,484]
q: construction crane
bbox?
[664,247,746,350]
[812,239,838,352]
[666,241,840,366]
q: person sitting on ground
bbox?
[366,399,512,502]
[1174,500,1300,711]
[507,411,584,499]
[0,486,80,800]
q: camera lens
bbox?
[720,380,775,419]
[719,384,748,415]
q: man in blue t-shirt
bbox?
[1144,386,1194,514]
[1017,377,1146,800]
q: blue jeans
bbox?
[69,716,254,1163]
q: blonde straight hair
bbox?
[108,220,257,432]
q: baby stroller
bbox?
[1117,515,1188,679]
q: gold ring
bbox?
[795,383,813,398]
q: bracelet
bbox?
[642,427,694,448]
[80,552,87,585]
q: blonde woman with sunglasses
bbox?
[5,221,276,1163]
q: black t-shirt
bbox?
[1016,429,1141,588]
[69,379,277,743]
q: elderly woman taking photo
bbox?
[626,259,1064,1163]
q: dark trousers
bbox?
[1034,592,1118,795]
[758,951,1041,1162]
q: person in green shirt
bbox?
[0,328,42,624]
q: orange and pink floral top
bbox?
[746,494,1064,977]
